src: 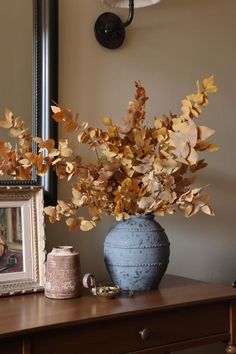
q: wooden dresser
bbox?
[0,275,236,354]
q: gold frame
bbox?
[0,186,45,296]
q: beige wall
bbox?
[46,1,236,353]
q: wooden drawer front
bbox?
[30,302,229,354]
[0,338,22,354]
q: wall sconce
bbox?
[94,0,161,49]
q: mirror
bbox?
[0,0,58,205]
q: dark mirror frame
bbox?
[0,0,58,205]
[35,0,58,205]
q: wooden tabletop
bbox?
[0,274,236,339]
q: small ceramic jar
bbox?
[45,246,80,299]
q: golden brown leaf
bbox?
[80,220,96,231]
[207,144,219,152]
[0,108,13,128]
[138,197,155,210]
[198,126,215,141]
[201,204,214,216]
[154,118,163,129]
[202,75,218,93]
[102,117,113,126]
[66,218,81,232]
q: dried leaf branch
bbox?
[0,76,218,231]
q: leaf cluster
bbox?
[0,76,218,231]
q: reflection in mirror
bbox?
[0,207,23,274]
[0,0,32,180]
[0,0,32,132]
[0,0,58,205]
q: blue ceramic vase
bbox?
[104,215,170,291]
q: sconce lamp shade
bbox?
[103,0,160,8]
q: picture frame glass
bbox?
[0,206,23,275]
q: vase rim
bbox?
[129,214,154,219]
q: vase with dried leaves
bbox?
[0,76,218,290]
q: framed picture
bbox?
[0,186,45,296]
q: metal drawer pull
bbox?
[139,328,152,341]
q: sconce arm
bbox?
[123,0,134,27]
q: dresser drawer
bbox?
[0,338,22,354]
[30,302,229,354]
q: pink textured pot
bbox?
[45,246,81,299]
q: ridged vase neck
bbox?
[129,215,154,220]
